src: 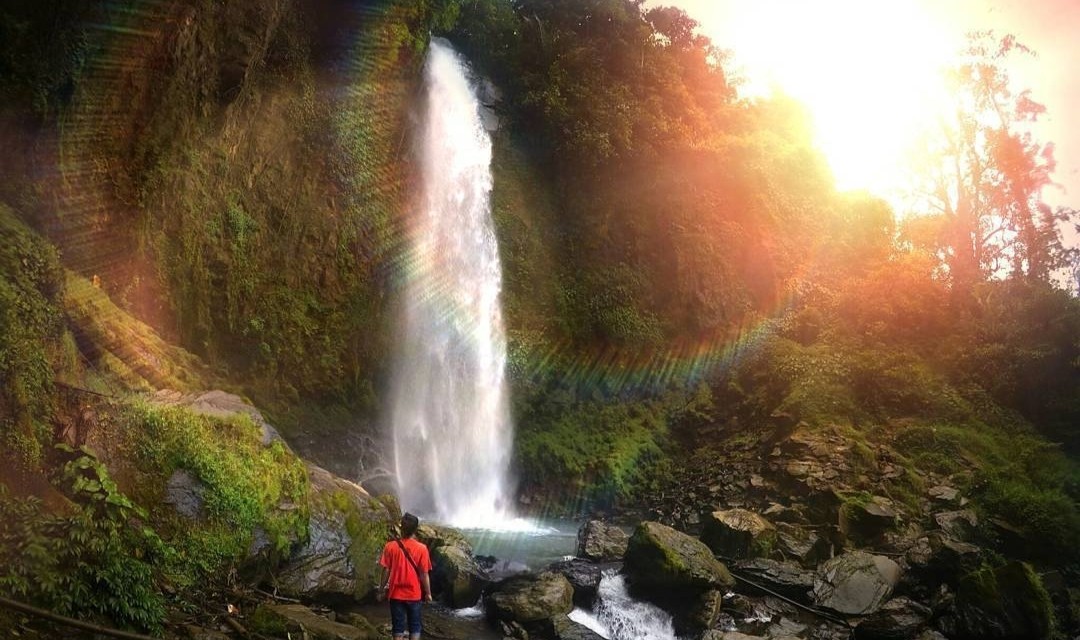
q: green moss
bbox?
[958,562,1055,639]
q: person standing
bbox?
[378,512,433,640]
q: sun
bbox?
[698,0,959,198]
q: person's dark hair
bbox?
[401,512,419,538]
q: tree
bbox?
[911,33,1077,290]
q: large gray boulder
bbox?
[576,520,629,562]
[272,464,391,600]
[485,571,575,624]
[623,521,734,595]
[812,551,901,615]
[954,561,1054,640]
[701,509,777,560]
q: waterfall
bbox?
[569,571,678,640]
[388,38,512,527]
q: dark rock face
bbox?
[854,597,931,640]
[933,510,978,540]
[485,571,575,624]
[812,551,901,615]
[901,531,981,596]
[164,469,206,519]
[731,558,815,602]
[838,494,899,545]
[547,559,604,608]
[576,520,629,562]
[551,615,607,640]
[700,509,778,560]
[623,521,735,595]
[953,561,1054,640]
[774,522,829,567]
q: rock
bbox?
[551,615,607,640]
[485,571,574,624]
[683,589,725,634]
[928,485,958,503]
[153,389,283,447]
[854,597,931,639]
[432,543,489,608]
[272,463,391,600]
[623,521,735,595]
[933,509,978,540]
[417,522,472,554]
[775,522,829,567]
[576,520,629,562]
[731,558,815,602]
[165,469,205,519]
[954,561,1054,640]
[264,604,370,640]
[548,559,603,608]
[701,633,767,640]
[902,532,981,594]
[813,551,902,615]
[838,493,898,544]
[700,509,777,560]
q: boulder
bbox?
[731,558,815,602]
[701,633,767,640]
[432,543,489,608]
[700,509,777,560]
[417,522,472,554]
[775,522,829,567]
[813,551,901,615]
[838,493,899,544]
[272,464,391,600]
[902,532,981,594]
[264,604,371,640]
[485,571,575,624]
[933,510,978,541]
[165,469,206,519]
[623,521,735,595]
[576,520,629,562]
[551,615,607,640]
[854,597,931,640]
[152,389,283,447]
[954,561,1054,640]
[548,559,604,608]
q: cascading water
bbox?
[388,38,512,527]
[569,570,679,640]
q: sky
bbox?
[652,0,1080,222]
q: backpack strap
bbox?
[395,538,423,583]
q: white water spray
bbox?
[570,571,678,640]
[389,39,512,527]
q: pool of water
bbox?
[456,518,580,575]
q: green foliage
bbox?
[0,205,65,466]
[125,401,309,562]
[0,450,167,632]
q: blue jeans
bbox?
[389,599,423,636]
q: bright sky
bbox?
[652,0,1080,221]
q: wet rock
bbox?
[432,543,489,608]
[701,633,767,640]
[838,493,899,544]
[417,522,473,554]
[273,464,391,600]
[547,559,603,608]
[775,522,829,567]
[933,509,978,540]
[701,509,777,560]
[954,561,1054,640]
[485,571,574,623]
[813,551,901,615]
[551,615,606,640]
[902,532,981,594]
[683,588,725,635]
[854,597,931,639]
[265,604,369,640]
[731,558,815,602]
[623,521,734,595]
[576,520,629,562]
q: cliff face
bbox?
[1,0,436,410]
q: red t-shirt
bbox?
[380,537,432,601]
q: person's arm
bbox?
[419,570,433,603]
[378,565,390,600]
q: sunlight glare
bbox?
[719,0,957,196]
